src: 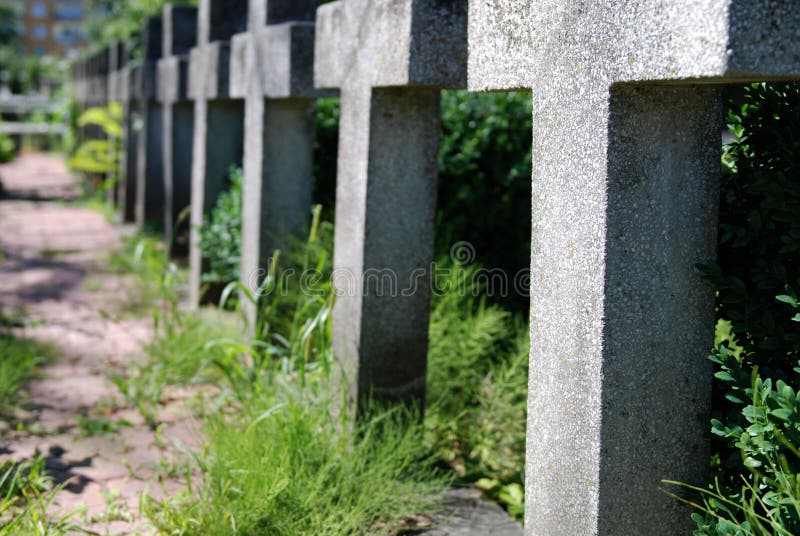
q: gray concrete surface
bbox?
[134,17,165,229]
[466,1,800,534]
[158,5,198,256]
[187,0,248,306]
[314,0,467,412]
[230,0,319,328]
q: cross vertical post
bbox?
[229,0,320,326]
[157,5,198,256]
[187,0,248,306]
[314,0,467,412]
[467,1,800,533]
[135,17,165,229]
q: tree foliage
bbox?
[85,0,197,53]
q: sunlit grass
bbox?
[0,334,57,414]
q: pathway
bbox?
[0,153,197,534]
[0,153,522,535]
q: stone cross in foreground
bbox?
[135,17,164,228]
[315,0,467,411]
[188,0,248,306]
[468,1,800,534]
[229,0,319,326]
[157,5,198,256]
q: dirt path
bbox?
[0,154,197,535]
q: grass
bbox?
[144,395,448,535]
[0,454,77,535]
[0,333,57,414]
[108,208,528,532]
[108,233,176,316]
[425,264,528,518]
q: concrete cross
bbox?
[134,17,164,228]
[106,41,126,105]
[229,0,319,326]
[314,0,467,412]
[157,5,199,256]
[188,0,248,306]
[105,41,126,206]
[88,48,108,107]
[80,50,107,143]
[118,43,139,223]
[468,1,800,534]
[70,61,85,109]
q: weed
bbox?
[125,207,528,529]
[144,398,448,535]
[0,454,77,534]
[0,335,57,415]
[75,414,132,438]
[199,166,242,293]
[77,487,134,529]
[108,233,177,316]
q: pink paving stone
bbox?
[0,153,83,199]
[0,154,199,532]
[28,373,110,411]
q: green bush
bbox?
[0,128,16,164]
[68,102,123,193]
[312,98,339,217]
[437,91,532,310]
[199,166,243,287]
[675,83,800,535]
[701,83,800,375]
[86,0,198,53]
[673,297,800,535]
[425,265,528,518]
[700,83,800,475]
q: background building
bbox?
[2,0,89,57]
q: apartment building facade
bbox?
[3,0,89,57]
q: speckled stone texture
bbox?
[134,17,165,229]
[157,5,198,256]
[467,1,800,534]
[314,0,466,411]
[229,0,319,328]
[425,489,523,536]
[187,0,247,307]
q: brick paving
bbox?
[0,153,523,535]
[0,153,198,535]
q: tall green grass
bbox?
[108,233,176,316]
[425,264,528,518]
[0,333,57,414]
[0,455,76,535]
[117,206,528,530]
[143,394,448,535]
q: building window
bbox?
[54,26,85,45]
[30,2,48,18]
[32,24,48,40]
[54,5,83,21]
